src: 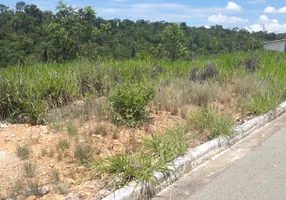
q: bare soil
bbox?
[0,87,248,200]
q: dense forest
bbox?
[1,1,286,67]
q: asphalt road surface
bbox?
[152,114,286,200]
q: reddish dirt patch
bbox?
[0,110,183,200]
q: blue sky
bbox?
[2,0,286,33]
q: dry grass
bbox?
[153,79,219,112]
[233,75,265,97]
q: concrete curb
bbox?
[103,101,286,200]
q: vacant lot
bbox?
[1,50,286,199]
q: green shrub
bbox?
[188,108,233,140]
[109,84,155,126]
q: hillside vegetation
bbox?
[1,1,286,68]
[2,2,286,199]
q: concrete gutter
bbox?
[102,101,286,200]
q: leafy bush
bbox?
[109,84,155,126]
[188,108,233,140]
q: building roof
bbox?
[264,39,286,44]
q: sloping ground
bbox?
[0,111,184,199]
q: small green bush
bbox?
[109,84,154,126]
[188,108,233,140]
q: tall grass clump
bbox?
[233,75,265,97]
[247,91,282,115]
[93,152,168,189]
[143,126,189,163]
[188,108,233,140]
[154,79,219,112]
[0,63,78,124]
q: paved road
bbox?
[153,114,286,200]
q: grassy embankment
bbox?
[1,50,286,198]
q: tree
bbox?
[16,1,26,12]
[162,23,188,60]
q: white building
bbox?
[263,39,286,52]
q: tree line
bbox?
[1,1,286,67]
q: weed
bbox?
[49,122,64,132]
[67,121,78,136]
[74,144,93,164]
[94,152,168,187]
[143,126,189,163]
[154,80,218,110]
[9,178,25,199]
[233,75,265,97]
[50,169,60,182]
[16,145,29,160]
[201,63,219,81]
[23,161,36,178]
[89,123,108,136]
[189,63,219,82]
[244,55,260,72]
[188,108,233,140]
[26,181,41,197]
[247,91,282,115]
[56,139,70,151]
[53,182,70,195]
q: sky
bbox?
[2,0,286,33]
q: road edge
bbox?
[102,101,286,200]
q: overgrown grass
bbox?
[143,126,189,163]
[154,80,219,113]
[188,108,234,140]
[1,50,286,124]
[247,91,282,115]
[93,126,188,188]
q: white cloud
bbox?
[208,13,248,24]
[96,2,244,24]
[225,2,242,11]
[264,6,276,13]
[246,15,286,33]
[264,6,286,13]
